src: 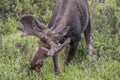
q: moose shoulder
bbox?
[17,0,92,74]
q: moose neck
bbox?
[50,0,73,35]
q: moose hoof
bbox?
[54,69,60,75]
[64,60,71,66]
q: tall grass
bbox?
[0,31,120,80]
[0,0,120,79]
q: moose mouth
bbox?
[30,63,43,72]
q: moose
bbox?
[16,0,92,74]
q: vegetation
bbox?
[0,0,120,80]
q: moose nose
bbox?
[30,63,43,72]
[30,66,40,72]
[30,66,35,70]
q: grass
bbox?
[0,0,120,80]
[0,0,120,79]
[0,31,120,80]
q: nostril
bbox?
[30,66,35,70]
[30,62,35,70]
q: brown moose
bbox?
[16,0,92,74]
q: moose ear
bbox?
[20,15,46,31]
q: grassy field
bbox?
[0,0,120,80]
[0,29,120,80]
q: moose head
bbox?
[16,15,71,72]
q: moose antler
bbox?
[16,15,49,40]
[16,15,71,56]
[41,38,71,56]
[47,38,71,56]
[20,15,46,31]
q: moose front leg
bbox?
[64,44,70,65]
[52,38,71,74]
[65,40,79,65]
[52,53,60,74]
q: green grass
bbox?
[0,31,120,80]
[0,0,120,79]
